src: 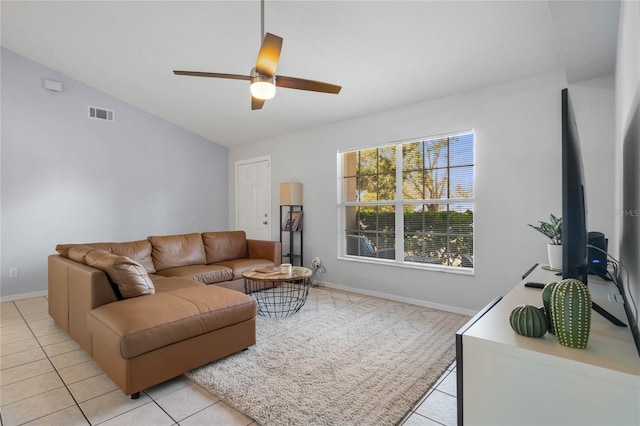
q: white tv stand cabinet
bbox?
[456,265,640,426]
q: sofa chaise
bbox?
[48,230,281,398]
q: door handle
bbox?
[263,221,268,225]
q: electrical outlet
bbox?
[9,268,18,278]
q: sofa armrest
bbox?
[48,255,71,332]
[247,240,281,265]
[48,255,118,355]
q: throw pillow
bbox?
[68,245,99,263]
[55,244,75,257]
[86,250,155,298]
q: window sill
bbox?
[337,255,475,276]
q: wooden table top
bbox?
[242,266,312,282]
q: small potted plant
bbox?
[528,214,562,270]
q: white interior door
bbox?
[236,157,271,240]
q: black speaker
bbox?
[588,231,608,277]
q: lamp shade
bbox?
[280,182,303,205]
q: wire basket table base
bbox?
[243,267,313,318]
[244,278,311,317]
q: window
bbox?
[339,132,474,271]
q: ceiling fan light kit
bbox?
[173,0,341,110]
[250,68,276,100]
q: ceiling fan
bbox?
[173,0,342,110]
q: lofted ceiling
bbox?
[1,1,619,147]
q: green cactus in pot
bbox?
[550,278,592,349]
[542,282,557,334]
[510,304,548,338]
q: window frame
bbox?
[337,130,475,275]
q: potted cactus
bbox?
[528,214,562,271]
[550,278,592,349]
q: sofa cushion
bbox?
[90,240,156,274]
[86,285,256,359]
[86,250,155,299]
[148,233,206,271]
[215,258,277,280]
[57,240,156,274]
[151,275,204,292]
[155,264,233,284]
[202,231,248,264]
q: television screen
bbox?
[561,88,630,331]
[561,89,588,283]
[620,92,640,356]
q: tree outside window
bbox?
[341,132,474,270]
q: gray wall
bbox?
[229,70,616,313]
[1,48,229,299]
[0,45,618,311]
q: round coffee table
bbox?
[242,266,313,318]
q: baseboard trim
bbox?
[320,282,478,317]
[1,290,48,303]
[0,283,478,316]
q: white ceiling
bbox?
[1,1,619,147]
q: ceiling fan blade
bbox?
[275,75,342,94]
[173,71,251,81]
[252,97,266,110]
[255,33,283,77]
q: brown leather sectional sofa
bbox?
[48,231,281,398]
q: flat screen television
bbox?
[561,88,631,332]
[561,88,589,284]
[620,91,640,357]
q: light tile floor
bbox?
[1,296,457,426]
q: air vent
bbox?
[88,106,114,122]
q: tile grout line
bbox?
[17,297,149,426]
[6,298,210,426]
[140,390,181,426]
[29,296,182,425]
[144,384,243,426]
[400,363,457,425]
[10,298,93,425]
[419,388,457,426]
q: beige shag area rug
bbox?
[187,287,469,425]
